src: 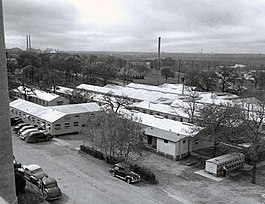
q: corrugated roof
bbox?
[144,127,186,142]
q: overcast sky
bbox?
[3,0,265,53]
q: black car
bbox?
[10,117,23,126]
[109,163,141,184]
[25,131,53,143]
[40,177,61,201]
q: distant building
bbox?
[13,86,70,106]
[10,99,102,136]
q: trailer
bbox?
[205,152,245,177]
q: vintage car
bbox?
[19,128,39,140]
[109,163,141,184]
[25,131,53,143]
[10,117,23,126]
[13,123,31,133]
[40,177,62,201]
[18,125,38,135]
[22,164,48,185]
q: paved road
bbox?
[12,133,181,204]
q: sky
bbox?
[3,0,265,53]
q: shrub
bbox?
[80,145,104,160]
[131,164,158,184]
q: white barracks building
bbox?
[10,99,102,136]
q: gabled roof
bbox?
[10,99,101,123]
[144,127,187,142]
[52,103,101,114]
[122,109,199,136]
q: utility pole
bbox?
[0,0,17,203]
[157,37,161,85]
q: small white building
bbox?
[10,99,102,136]
[205,153,245,176]
[13,86,69,106]
[122,110,213,160]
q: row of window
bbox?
[135,108,186,122]
[54,121,79,130]
[217,157,244,168]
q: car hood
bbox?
[34,172,47,179]
[45,187,61,199]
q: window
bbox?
[65,123,70,128]
[57,101,63,105]
[183,140,186,144]
[74,122,79,127]
[164,139,168,143]
[143,110,146,113]
[55,124,61,130]
[180,118,183,122]
[164,115,168,119]
[90,113,95,116]
[75,115,80,118]
[150,111,153,115]
[32,117,35,122]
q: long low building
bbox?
[10,99,102,136]
[13,86,70,106]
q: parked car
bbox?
[25,131,53,143]
[22,164,48,185]
[108,163,141,184]
[13,123,30,133]
[18,125,38,135]
[40,177,61,201]
[19,128,39,140]
[10,117,23,126]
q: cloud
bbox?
[3,0,265,53]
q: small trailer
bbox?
[205,152,245,177]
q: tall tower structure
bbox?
[0,0,17,203]
[157,37,161,85]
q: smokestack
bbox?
[29,35,31,50]
[26,35,28,50]
[157,37,161,85]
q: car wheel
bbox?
[112,172,115,177]
[126,178,131,184]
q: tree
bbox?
[216,67,236,92]
[161,67,175,83]
[180,89,202,124]
[99,92,131,114]
[197,103,237,157]
[233,99,265,184]
[82,112,143,162]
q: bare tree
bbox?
[197,103,237,157]
[180,89,202,124]
[234,99,265,184]
[100,92,131,113]
[82,112,143,162]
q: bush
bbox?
[131,164,157,184]
[80,145,104,160]
[106,156,124,165]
